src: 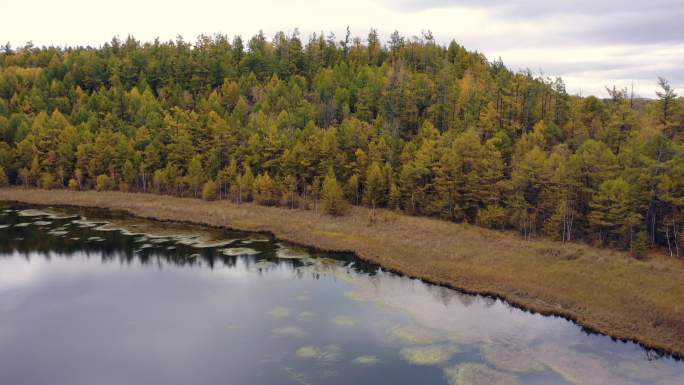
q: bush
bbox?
[40,173,55,190]
[68,178,79,190]
[96,174,113,191]
[202,180,218,201]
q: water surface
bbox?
[0,204,682,385]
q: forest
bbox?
[0,30,682,256]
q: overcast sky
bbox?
[2,0,682,97]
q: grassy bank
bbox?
[1,187,683,357]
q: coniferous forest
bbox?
[0,30,682,255]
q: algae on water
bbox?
[352,355,380,366]
[296,345,341,363]
[443,363,520,385]
[399,345,459,366]
[270,306,293,318]
[272,325,307,338]
[331,315,357,327]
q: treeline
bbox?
[0,30,682,256]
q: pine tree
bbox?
[322,168,346,216]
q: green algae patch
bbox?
[272,325,307,338]
[276,244,310,259]
[270,306,293,318]
[481,341,545,373]
[221,247,260,256]
[351,355,380,366]
[298,311,316,322]
[399,345,459,366]
[444,363,520,385]
[296,345,341,363]
[389,325,439,345]
[343,291,367,303]
[331,315,356,327]
[252,260,275,269]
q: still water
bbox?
[0,203,682,385]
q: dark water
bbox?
[0,204,682,385]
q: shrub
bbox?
[202,180,218,201]
[96,174,112,191]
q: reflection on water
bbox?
[0,204,682,385]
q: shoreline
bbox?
[1,187,683,358]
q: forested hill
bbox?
[0,31,682,255]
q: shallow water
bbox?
[0,204,682,385]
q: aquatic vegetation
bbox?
[343,291,367,303]
[283,366,311,385]
[331,315,356,327]
[221,247,259,256]
[17,209,50,217]
[190,239,236,248]
[298,311,316,322]
[399,345,459,366]
[443,363,520,385]
[480,341,545,372]
[18,209,77,219]
[252,260,275,269]
[272,325,307,338]
[270,307,292,318]
[351,355,380,366]
[296,345,341,363]
[276,245,309,259]
[47,229,69,236]
[389,326,439,345]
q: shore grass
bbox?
[1,187,683,356]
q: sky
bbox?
[2,0,682,97]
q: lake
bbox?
[0,203,682,385]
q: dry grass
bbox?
[2,187,684,356]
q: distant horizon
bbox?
[2,0,682,98]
